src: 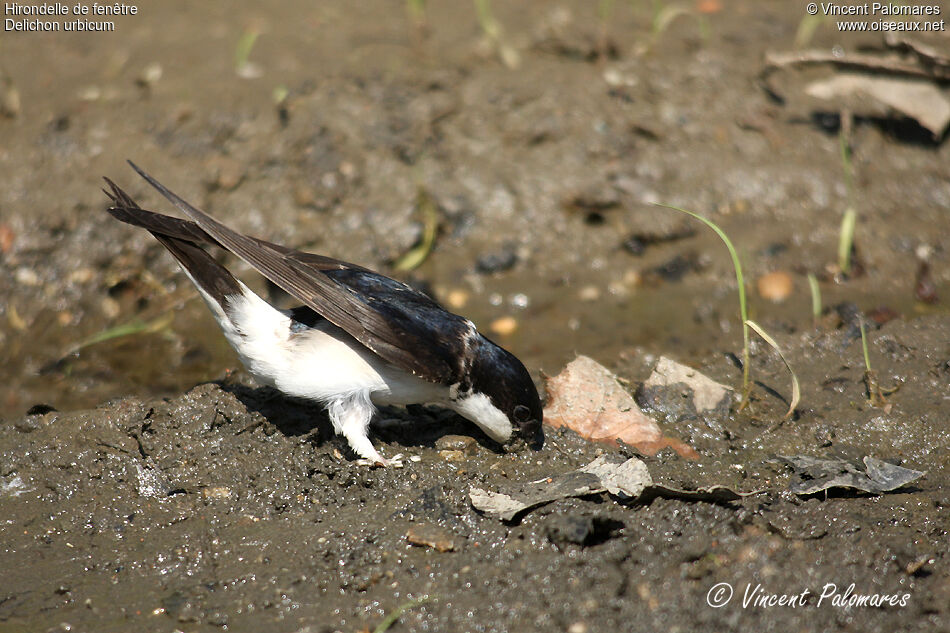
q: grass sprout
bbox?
[234,28,264,79]
[393,187,440,272]
[745,319,800,420]
[474,0,520,68]
[235,28,259,71]
[807,273,821,327]
[837,119,857,276]
[406,0,426,25]
[72,312,175,355]
[654,203,751,408]
[638,0,710,48]
[859,317,899,406]
[373,595,434,633]
[794,13,828,48]
[838,207,857,276]
[598,0,617,59]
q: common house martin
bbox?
[103,162,543,465]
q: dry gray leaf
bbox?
[469,455,651,521]
[469,455,755,520]
[805,73,950,137]
[775,454,925,495]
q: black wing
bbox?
[109,162,474,385]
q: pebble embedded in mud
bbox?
[201,486,233,500]
[489,316,518,336]
[205,156,245,191]
[434,434,477,452]
[444,289,469,310]
[475,246,518,274]
[406,523,456,552]
[578,285,600,302]
[438,449,466,462]
[757,270,794,303]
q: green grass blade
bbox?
[859,316,871,372]
[407,0,426,22]
[654,203,750,403]
[73,312,174,352]
[839,125,854,199]
[745,319,800,420]
[838,206,856,275]
[474,0,499,40]
[794,13,827,48]
[807,273,821,326]
[235,29,260,71]
[373,595,433,633]
[394,187,440,272]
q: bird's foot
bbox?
[355,452,404,468]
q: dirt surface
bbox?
[1,1,948,631]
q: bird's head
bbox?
[451,336,543,450]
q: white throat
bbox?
[450,392,512,442]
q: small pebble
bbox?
[439,449,465,462]
[435,435,477,452]
[578,285,600,302]
[406,524,455,552]
[100,296,120,319]
[68,268,95,285]
[1,80,21,118]
[509,293,529,309]
[489,316,518,336]
[339,161,356,179]
[757,271,793,302]
[206,156,244,191]
[15,267,40,286]
[293,184,316,208]
[476,248,518,274]
[201,486,232,500]
[0,223,14,253]
[445,289,469,310]
[136,62,163,88]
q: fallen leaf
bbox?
[805,73,950,137]
[637,356,733,433]
[469,455,756,521]
[470,455,651,521]
[775,455,925,495]
[641,484,750,504]
[544,356,698,458]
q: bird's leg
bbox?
[326,394,395,466]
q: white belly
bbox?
[219,285,448,406]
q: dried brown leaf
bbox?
[543,356,698,458]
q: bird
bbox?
[102,161,543,465]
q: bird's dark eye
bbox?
[513,405,531,422]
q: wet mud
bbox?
[1,1,948,631]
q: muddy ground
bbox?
[1,1,948,631]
